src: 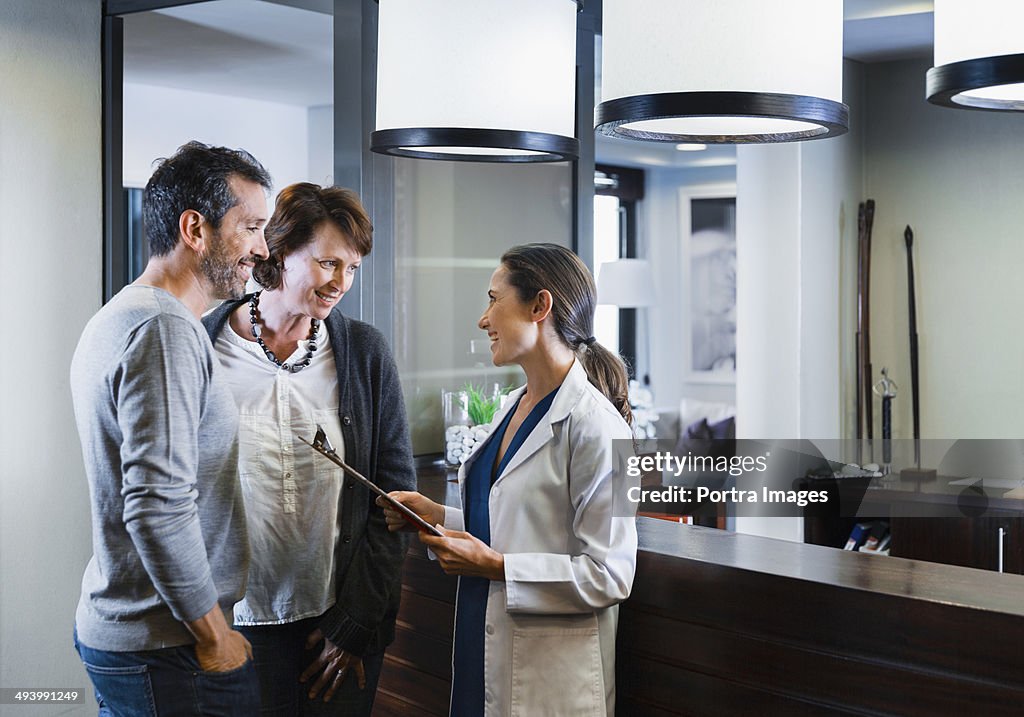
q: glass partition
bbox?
[391,158,573,455]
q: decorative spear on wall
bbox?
[901,225,936,481]
[855,199,875,464]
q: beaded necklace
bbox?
[248,291,320,373]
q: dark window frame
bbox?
[595,163,645,381]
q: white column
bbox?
[733,61,864,541]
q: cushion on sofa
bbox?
[679,398,735,431]
[707,415,735,440]
[674,407,736,463]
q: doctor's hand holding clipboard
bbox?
[376,491,506,581]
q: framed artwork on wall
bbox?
[679,184,737,384]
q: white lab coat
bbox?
[442,359,638,716]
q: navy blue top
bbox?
[449,387,559,717]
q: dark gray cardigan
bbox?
[203,297,415,656]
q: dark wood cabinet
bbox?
[890,513,1024,572]
[801,475,1024,573]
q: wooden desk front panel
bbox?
[617,523,1024,716]
[376,471,1024,715]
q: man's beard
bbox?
[201,234,246,300]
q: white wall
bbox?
[865,58,1024,440]
[307,104,334,187]
[645,165,737,413]
[802,59,866,443]
[0,1,101,713]
[123,82,310,194]
[733,60,865,541]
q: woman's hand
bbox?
[419,526,505,581]
[300,629,366,702]
[376,491,444,532]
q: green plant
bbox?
[462,383,511,425]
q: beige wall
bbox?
[865,58,1024,440]
[0,1,101,713]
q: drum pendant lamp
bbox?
[595,0,848,144]
[927,0,1024,110]
[370,0,580,162]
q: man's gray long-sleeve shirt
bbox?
[71,286,248,651]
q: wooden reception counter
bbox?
[374,466,1024,716]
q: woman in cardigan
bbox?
[203,182,415,716]
[380,243,638,716]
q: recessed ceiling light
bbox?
[675,143,707,151]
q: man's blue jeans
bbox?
[74,628,260,716]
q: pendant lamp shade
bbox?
[595,0,848,144]
[927,0,1024,110]
[371,0,580,162]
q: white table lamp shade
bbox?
[597,259,656,307]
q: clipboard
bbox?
[299,424,444,537]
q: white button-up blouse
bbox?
[214,321,345,625]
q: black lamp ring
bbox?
[926,53,1024,110]
[370,127,579,163]
[373,0,584,8]
[595,91,849,143]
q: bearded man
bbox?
[70,141,271,715]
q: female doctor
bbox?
[379,243,638,716]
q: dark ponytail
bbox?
[577,341,633,426]
[500,244,633,427]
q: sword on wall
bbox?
[855,199,875,464]
[862,200,875,459]
[901,225,935,480]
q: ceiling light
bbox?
[595,0,848,144]
[927,0,1024,110]
[675,144,707,152]
[371,0,580,162]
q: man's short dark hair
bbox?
[143,141,272,257]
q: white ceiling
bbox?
[122,0,938,168]
[843,0,934,62]
[123,0,333,107]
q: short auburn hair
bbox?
[253,182,373,290]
